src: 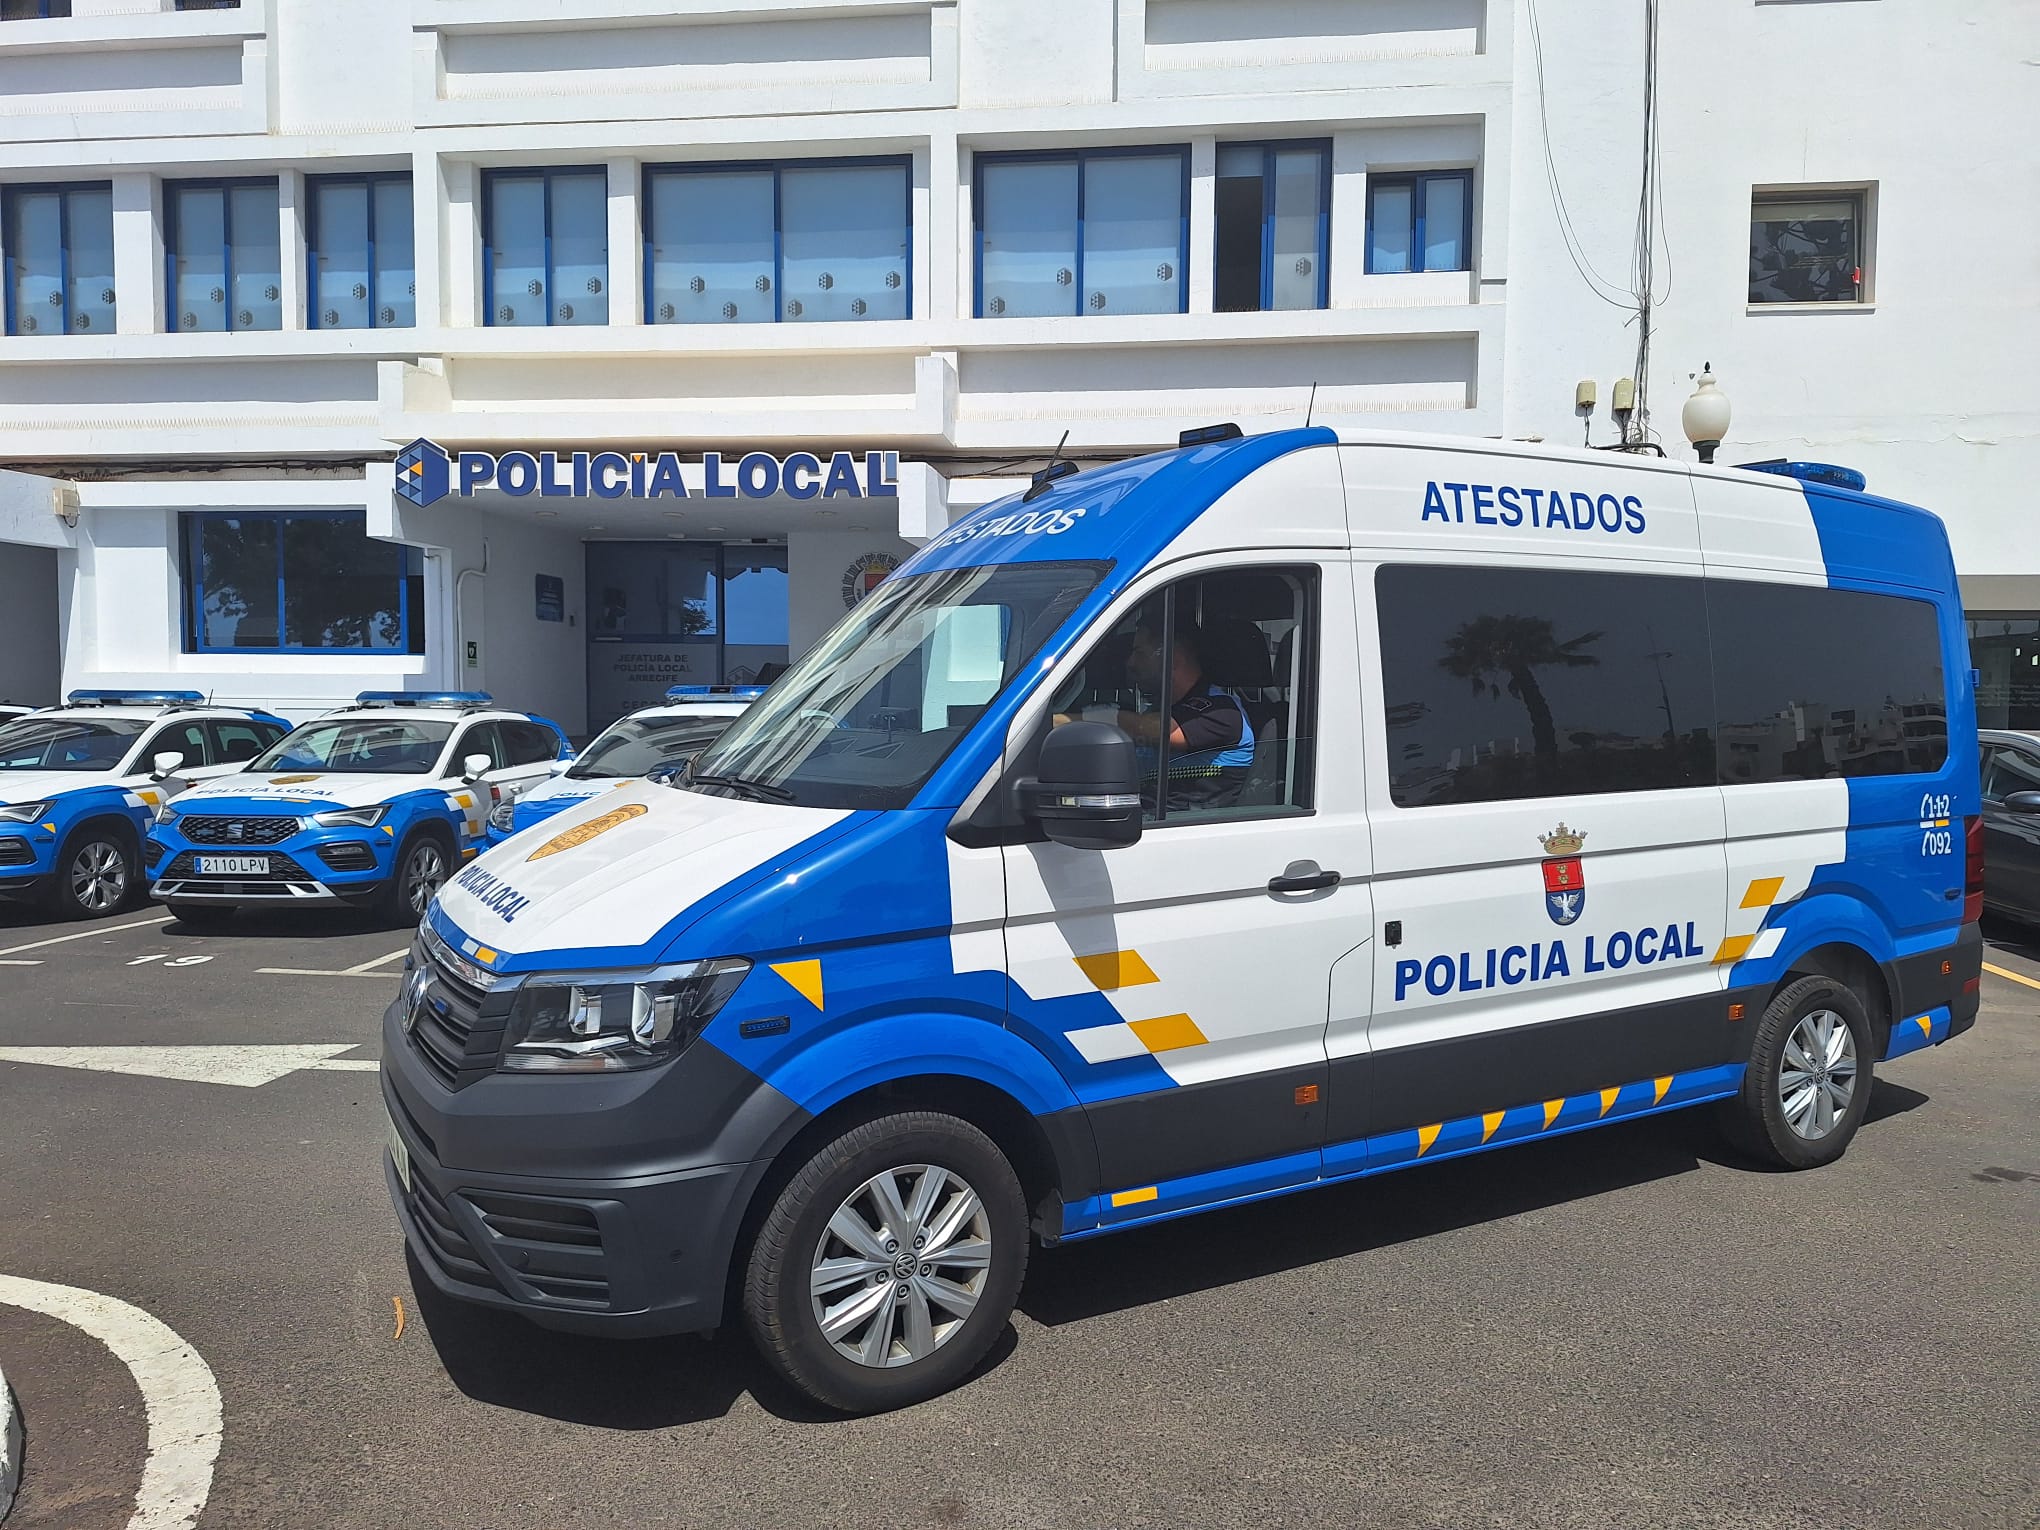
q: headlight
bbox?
[488,799,517,832]
[311,804,390,828]
[0,801,53,824]
[153,800,179,827]
[500,958,751,1073]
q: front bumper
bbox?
[0,826,61,898]
[149,825,398,905]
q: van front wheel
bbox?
[1720,974,1875,1170]
[742,1112,1028,1414]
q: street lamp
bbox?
[1682,363,1732,464]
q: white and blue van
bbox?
[0,691,289,919]
[482,685,763,847]
[150,692,570,926]
[382,428,1982,1413]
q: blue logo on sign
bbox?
[395,439,451,507]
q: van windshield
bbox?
[686,561,1104,810]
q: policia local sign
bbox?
[394,440,900,507]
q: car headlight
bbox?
[487,799,517,832]
[311,804,390,828]
[153,800,179,827]
[500,959,751,1073]
[0,801,53,824]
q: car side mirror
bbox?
[151,751,185,781]
[548,758,571,776]
[2005,790,2040,814]
[1018,720,1143,850]
[645,761,687,786]
[462,753,492,783]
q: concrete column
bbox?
[928,131,960,322]
[443,158,479,328]
[1187,135,1215,315]
[605,157,640,326]
[109,172,161,336]
[410,149,443,330]
[277,169,306,330]
[1327,131,1369,310]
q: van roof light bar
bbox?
[665,685,767,701]
[1735,459,1868,493]
[1178,422,1243,449]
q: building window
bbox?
[1365,170,1471,274]
[2,3,72,19]
[1214,141,1329,313]
[181,512,425,654]
[3,183,112,335]
[645,158,909,325]
[976,147,1188,318]
[584,543,790,728]
[308,174,413,330]
[1749,190,1866,304]
[166,179,281,332]
[484,167,607,327]
[1970,616,2040,731]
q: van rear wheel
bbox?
[742,1112,1027,1414]
[1719,974,1875,1170]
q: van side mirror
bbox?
[151,751,184,781]
[1019,720,1143,850]
[462,753,492,783]
[2005,790,2040,814]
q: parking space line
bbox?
[0,914,173,958]
[0,960,41,967]
[1982,960,2040,993]
[255,947,406,979]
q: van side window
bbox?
[1055,567,1317,822]
[1710,581,1946,782]
[1375,564,1711,808]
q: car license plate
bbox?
[386,1105,411,1192]
[195,855,268,875]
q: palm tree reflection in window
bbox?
[1439,614,1602,783]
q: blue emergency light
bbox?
[665,685,767,701]
[65,689,205,707]
[353,690,494,708]
[1736,460,1869,494]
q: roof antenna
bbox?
[1024,428,1078,502]
[1305,381,1319,428]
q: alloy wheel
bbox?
[809,1164,993,1369]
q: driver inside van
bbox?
[1058,614,1254,812]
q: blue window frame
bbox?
[483,167,608,327]
[2,182,112,336]
[1366,169,1472,274]
[644,156,910,324]
[1214,139,1330,312]
[974,146,1189,318]
[308,173,414,329]
[181,511,425,655]
[173,2,240,10]
[165,178,281,332]
[2,3,73,19]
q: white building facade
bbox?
[0,0,2032,733]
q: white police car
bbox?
[0,691,290,919]
[484,685,762,846]
[149,692,570,926]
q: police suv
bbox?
[383,428,1982,1413]
[484,685,763,846]
[150,692,570,926]
[0,691,289,919]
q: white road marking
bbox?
[0,959,41,967]
[256,947,407,979]
[0,1045,378,1088]
[0,914,173,958]
[0,1273,222,1530]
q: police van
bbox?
[149,692,570,926]
[483,685,763,846]
[383,427,1982,1413]
[0,691,289,919]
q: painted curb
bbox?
[0,1361,20,1524]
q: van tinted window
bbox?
[1376,565,1712,807]
[1710,580,1947,782]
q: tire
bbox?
[742,1112,1028,1414]
[379,829,453,926]
[166,901,236,932]
[1719,973,1876,1170]
[44,824,136,920]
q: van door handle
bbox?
[1268,863,1340,894]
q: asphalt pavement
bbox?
[0,900,2034,1530]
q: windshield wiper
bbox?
[684,770,795,803]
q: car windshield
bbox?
[686,561,1104,810]
[0,718,146,772]
[250,719,454,775]
[569,717,732,780]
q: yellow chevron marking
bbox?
[1073,949,1158,990]
[1653,1076,1673,1104]
[1416,1123,1442,1156]
[1712,934,1755,965]
[1599,1087,1620,1117]
[1481,1111,1504,1143]
[1740,876,1785,909]
[771,959,825,1011]
[1541,1098,1564,1129]
[40,822,55,834]
[1110,1186,1158,1208]
[1913,1013,1934,1041]
[1128,1012,1207,1053]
